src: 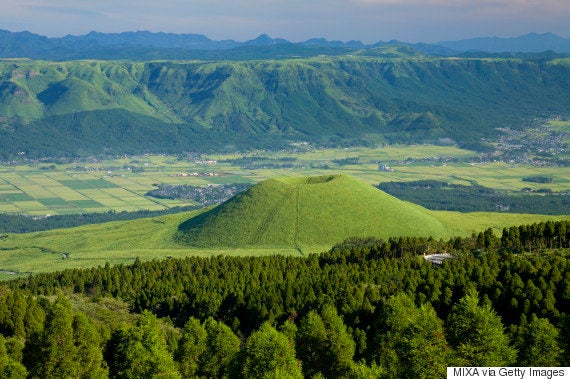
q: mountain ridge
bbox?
[1,57,570,157]
[2,29,570,61]
[439,32,570,53]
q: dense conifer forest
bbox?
[0,220,568,377]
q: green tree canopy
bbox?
[296,304,356,378]
[447,289,517,366]
[73,312,108,378]
[515,315,562,366]
[27,296,79,378]
[0,334,27,379]
[241,322,302,378]
[106,310,181,379]
[373,293,450,378]
[199,317,240,378]
[176,317,207,378]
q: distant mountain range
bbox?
[438,32,570,53]
[0,30,569,60]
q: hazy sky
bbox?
[1,0,569,43]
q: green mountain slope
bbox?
[1,57,570,157]
[1,61,179,121]
[176,175,460,248]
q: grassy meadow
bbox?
[0,208,307,279]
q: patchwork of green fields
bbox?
[0,169,187,215]
[0,145,569,216]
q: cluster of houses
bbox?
[169,172,222,177]
[11,69,41,80]
[378,164,395,172]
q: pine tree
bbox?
[515,315,562,366]
[199,317,240,378]
[106,311,181,378]
[10,292,26,339]
[0,334,27,379]
[23,295,44,339]
[176,317,206,378]
[447,289,516,366]
[73,312,108,378]
[241,322,302,378]
[296,304,355,378]
[372,293,450,379]
[29,296,80,378]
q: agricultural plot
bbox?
[0,193,34,201]
[549,119,570,133]
[393,164,570,192]
[58,178,119,190]
[0,169,187,215]
[0,145,569,216]
[295,145,476,162]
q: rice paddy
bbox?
[0,145,569,216]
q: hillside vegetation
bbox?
[177,175,449,248]
[0,222,568,377]
[1,57,570,157]
[0,175,567,276]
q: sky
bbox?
[1,0,569,43]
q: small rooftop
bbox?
[423,253,453,265]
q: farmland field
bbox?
[549,119,570,133]
[0,145,569,216]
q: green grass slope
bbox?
[0,61,180,121]
[0,208,304,278]
[176,175,463,248]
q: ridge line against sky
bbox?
[1,0,569,44]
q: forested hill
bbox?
[0,221,568,377]
[1,56,570,158]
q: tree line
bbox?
[0,206,197,234]
[0,220,568,377]
[377,180,569,215]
